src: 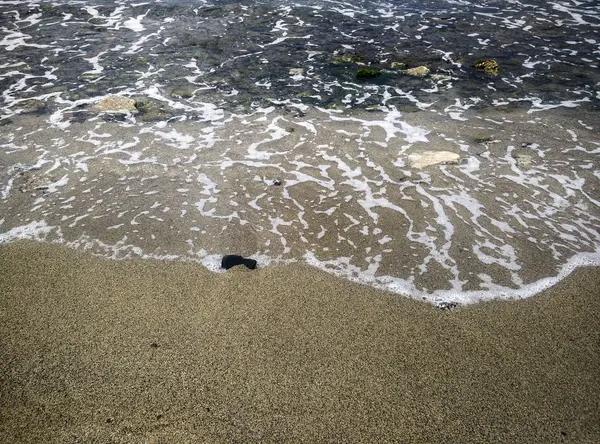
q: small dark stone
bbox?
[65,112,88,124]
[102,113,127,123]
[437,302,458,311]
[221,255,257,270]
[150,342,159,348]
[106,417,113,423]
[561,431,568,437]
[474,135,493,143]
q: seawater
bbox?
[0,0,599,304]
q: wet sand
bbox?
[3,107,599,303]
[0,240,599,443]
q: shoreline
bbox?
[1,240,599,442]
[2,225,600,306]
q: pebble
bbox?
[221,255,257,270]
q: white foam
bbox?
[0,31,51,51]
[123,15,146,33]
[0,220,56,243]
[304,248,600,305]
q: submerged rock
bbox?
[473,59,499,76]
[135,101,169,122]
[94,95,138,113]
[404,66,430,77]
[18,99,46,113]
[170,88,194,99]
[431,74,451,81]
[391,61,407,69]
[409,151,460,169]
[473,134,494,143]
[79,73,101,80]
[332,54,365,65]
[289,68,304,76]
[515,152,533,170]
[11,163,40,172]
[221,255,257,270]
[16,171,54,195]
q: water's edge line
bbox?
[1,220,598,306]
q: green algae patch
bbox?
[135,101,169,122]
[333,54,365,65]
[79,74,101,80]
[356,68,381,80]
[474,135,494,143]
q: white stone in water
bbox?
[405,66,430,77]
[409,151,460,168]
[516,153,533,170]
[94,95,138,113]
[289,68,304,76]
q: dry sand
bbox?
[0,240,599,443]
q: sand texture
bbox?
[1,241,599,443]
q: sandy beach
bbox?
[1,240,598,443]
[1,1,600,442]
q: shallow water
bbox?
[1,0,599,304]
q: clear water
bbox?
[1,0,599,304]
